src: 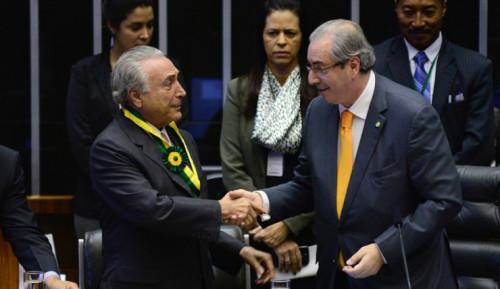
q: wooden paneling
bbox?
[27,195,73,214]
[0,230,19,289]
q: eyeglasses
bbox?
[306,61,344,75]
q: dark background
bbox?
[1,0,498,195]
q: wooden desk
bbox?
[0,195,77,288]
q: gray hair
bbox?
[111,45,164,106]
[309,19,375,72]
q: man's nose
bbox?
[176,81,186,98]
[411,12,425,28]
[308,70,320,85]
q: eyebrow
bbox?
[308,60,326,66]
[162,73,178,85]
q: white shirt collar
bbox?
[148,122,172,144]
[404,32,442,63]
[339,71,376,120]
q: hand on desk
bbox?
[343,243,384,279]
[240,246,275,285]
[44,276,79,289]
[219,191,264,231]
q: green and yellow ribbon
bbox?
[122,108,200,192]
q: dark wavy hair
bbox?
[103,0,154,29]
[244,0,316,118]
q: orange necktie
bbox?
[337,110,353,268]
[337,110,353,218]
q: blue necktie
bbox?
[413,51,431,102]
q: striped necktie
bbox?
[413,51,431,102]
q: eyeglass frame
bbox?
[306,60,346,75]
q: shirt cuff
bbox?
[254,190,271,222]
[43,271,60,281]
[374,243,387,264]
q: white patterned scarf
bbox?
[252,66,302,154]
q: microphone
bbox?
[396,222,412,289]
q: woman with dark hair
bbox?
[66,0,155,238]
[220,0,316,286]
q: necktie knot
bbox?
[413,51,429,67]
[341,110,353,129]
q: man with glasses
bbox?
[374,0,494,166]
[230,19,462,289]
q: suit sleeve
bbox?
[209,231,245,275]
[454,59,495,165]
[0,153,59,273]
[220,79,258,191]
[90,137,223,242]
[283,212,315,237]
[66,63,94,175]
[375,105,462,264]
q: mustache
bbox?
[408,28,431,34]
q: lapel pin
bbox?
[375,121,381,128]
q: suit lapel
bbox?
[387,36,414,88]
[117,115,197,197]
[432,40,456,114]
[327,107,340,219]
[340,76,387,222]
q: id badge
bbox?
[267,151,284,177]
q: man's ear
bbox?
[129,89,143,108]
[350,56,361,75]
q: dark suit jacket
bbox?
[90,114,243,289]
[66,52,116,218]
[374,35,494,165]
[265,74,462,289]
[0,145,59,272]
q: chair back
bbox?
[78,229,103,289]
[448,166,500,289]
[213,225,249,289]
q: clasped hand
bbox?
[218,189,264,231]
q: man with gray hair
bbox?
[230,19,462,289]
[89,45,274,289]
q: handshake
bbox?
[218,189,265,231]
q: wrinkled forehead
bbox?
[141,57,178,82]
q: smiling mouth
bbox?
[318,87,328,92]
